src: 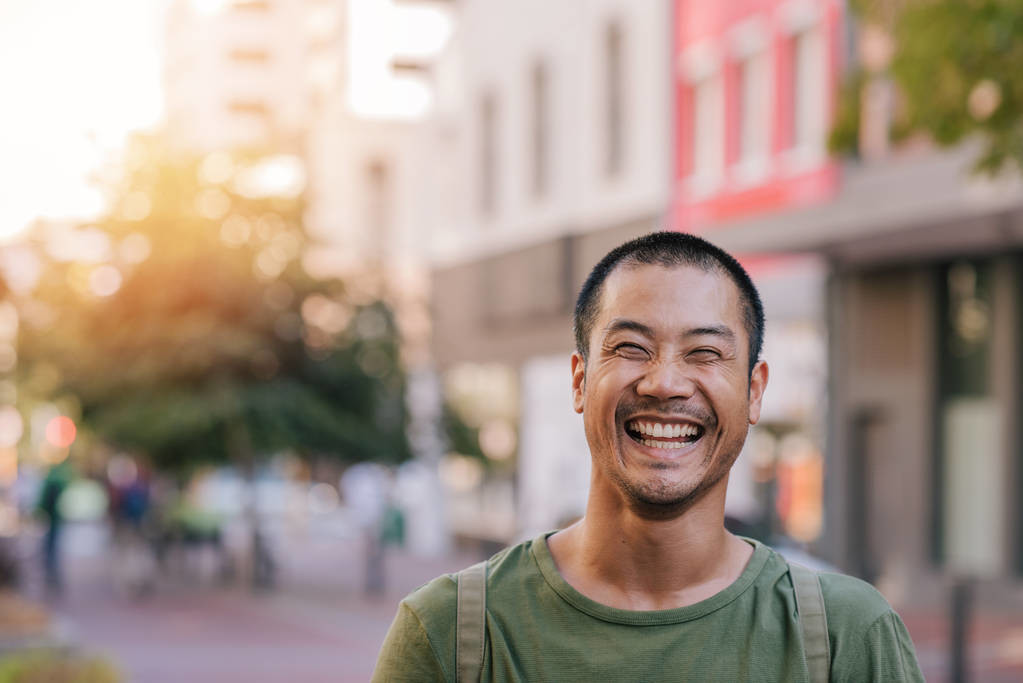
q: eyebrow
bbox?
[602,318,656,338]
[602,319,737,344]
[686,325,736,343]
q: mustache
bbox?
[615,398,715,426]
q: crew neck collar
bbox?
[530,531,771,626]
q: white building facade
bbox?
[163,0,341,153]
[426,0,674,541]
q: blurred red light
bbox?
[46,416,76,449]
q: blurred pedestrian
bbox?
[106,455,156,597]
[36,460,71,596]
[341,463,389,595]
[373,233,924,681]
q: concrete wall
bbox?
[427,0,672,266]
[829,266,936,602]
[432,216,655,368]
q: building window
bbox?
[735,50,770,181]
[604,20,624,176]
[690,73,724,193]
[789,26,826,157]
[479,91,498,217]
[366,159,390,261]
[232,0,271,11]
[227,100,269,118]
[229,48,270,64]
[530,60,549,199]
[935,260,1004,575]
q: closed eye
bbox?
[614,343,649,358]
[688,348,721,360]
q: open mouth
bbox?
[625,419,704,450]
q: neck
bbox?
[548,477,753,610]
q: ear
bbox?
[747,360,769,425]
[571,352,586,414]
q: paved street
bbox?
[17,522,481,683]
[11,522,1023,682]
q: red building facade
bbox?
[672,0,843,231]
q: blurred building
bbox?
[0,271,18,538]
[304,0,452,279]
[163,0,341,153]
[426,0,674,541]
[708,7,1023,610]
[669,0,843,546]
[424,0,843,547]
[302,0,456,556]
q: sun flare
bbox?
[0,0,164,242]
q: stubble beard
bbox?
[609,398,743,519]
[612,444,734,519]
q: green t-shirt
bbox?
[372,534,923,682]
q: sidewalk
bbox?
[901,607,1023,683]
[16,523,1023,682]
[16,523,482,683]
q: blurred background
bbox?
[0,0,1022,680]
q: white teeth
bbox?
[629,420,700,439]
[641,439,687,450]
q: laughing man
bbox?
[373,232,924,682]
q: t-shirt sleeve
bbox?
[821,572,925,683]
[371,601,449,683]
[831,610,924,683]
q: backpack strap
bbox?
[455,560,488,683]
[789,561,831,683]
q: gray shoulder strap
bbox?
[789,561,831,683]
[455,560,487,683]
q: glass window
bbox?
[736,50,770,179]
[936,260,1005,575]
[790,27,825,156]
[366,160,389,260]
[690,74,724,191]
[227,100,269,117]
[530,61,549,199]
[479,91,497,217]
[228,48,270,64]
[604,21,624,177]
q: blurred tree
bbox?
[837,0,1023,174]
[19,135,411,476]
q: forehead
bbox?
[596,263,744,329]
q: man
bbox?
[373,232,923,682]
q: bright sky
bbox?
[0,0,165,243]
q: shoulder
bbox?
[816,571,896,631]
[402,537,537,625]
[402,571,457,626]
[813,572,925,680]
[766,545,903,639]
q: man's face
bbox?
[571,263,768,513]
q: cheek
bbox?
[702,376,750,416]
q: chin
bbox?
[617,464,730,517]
[619,478,703,515]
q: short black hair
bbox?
[573,231,765,374]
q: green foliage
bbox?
[18,135,411,473]
[829,67,867,157]
[0,652,119,683]
[441,401,484,461]
[847,0,1023,174]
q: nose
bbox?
[635,358,697,400]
